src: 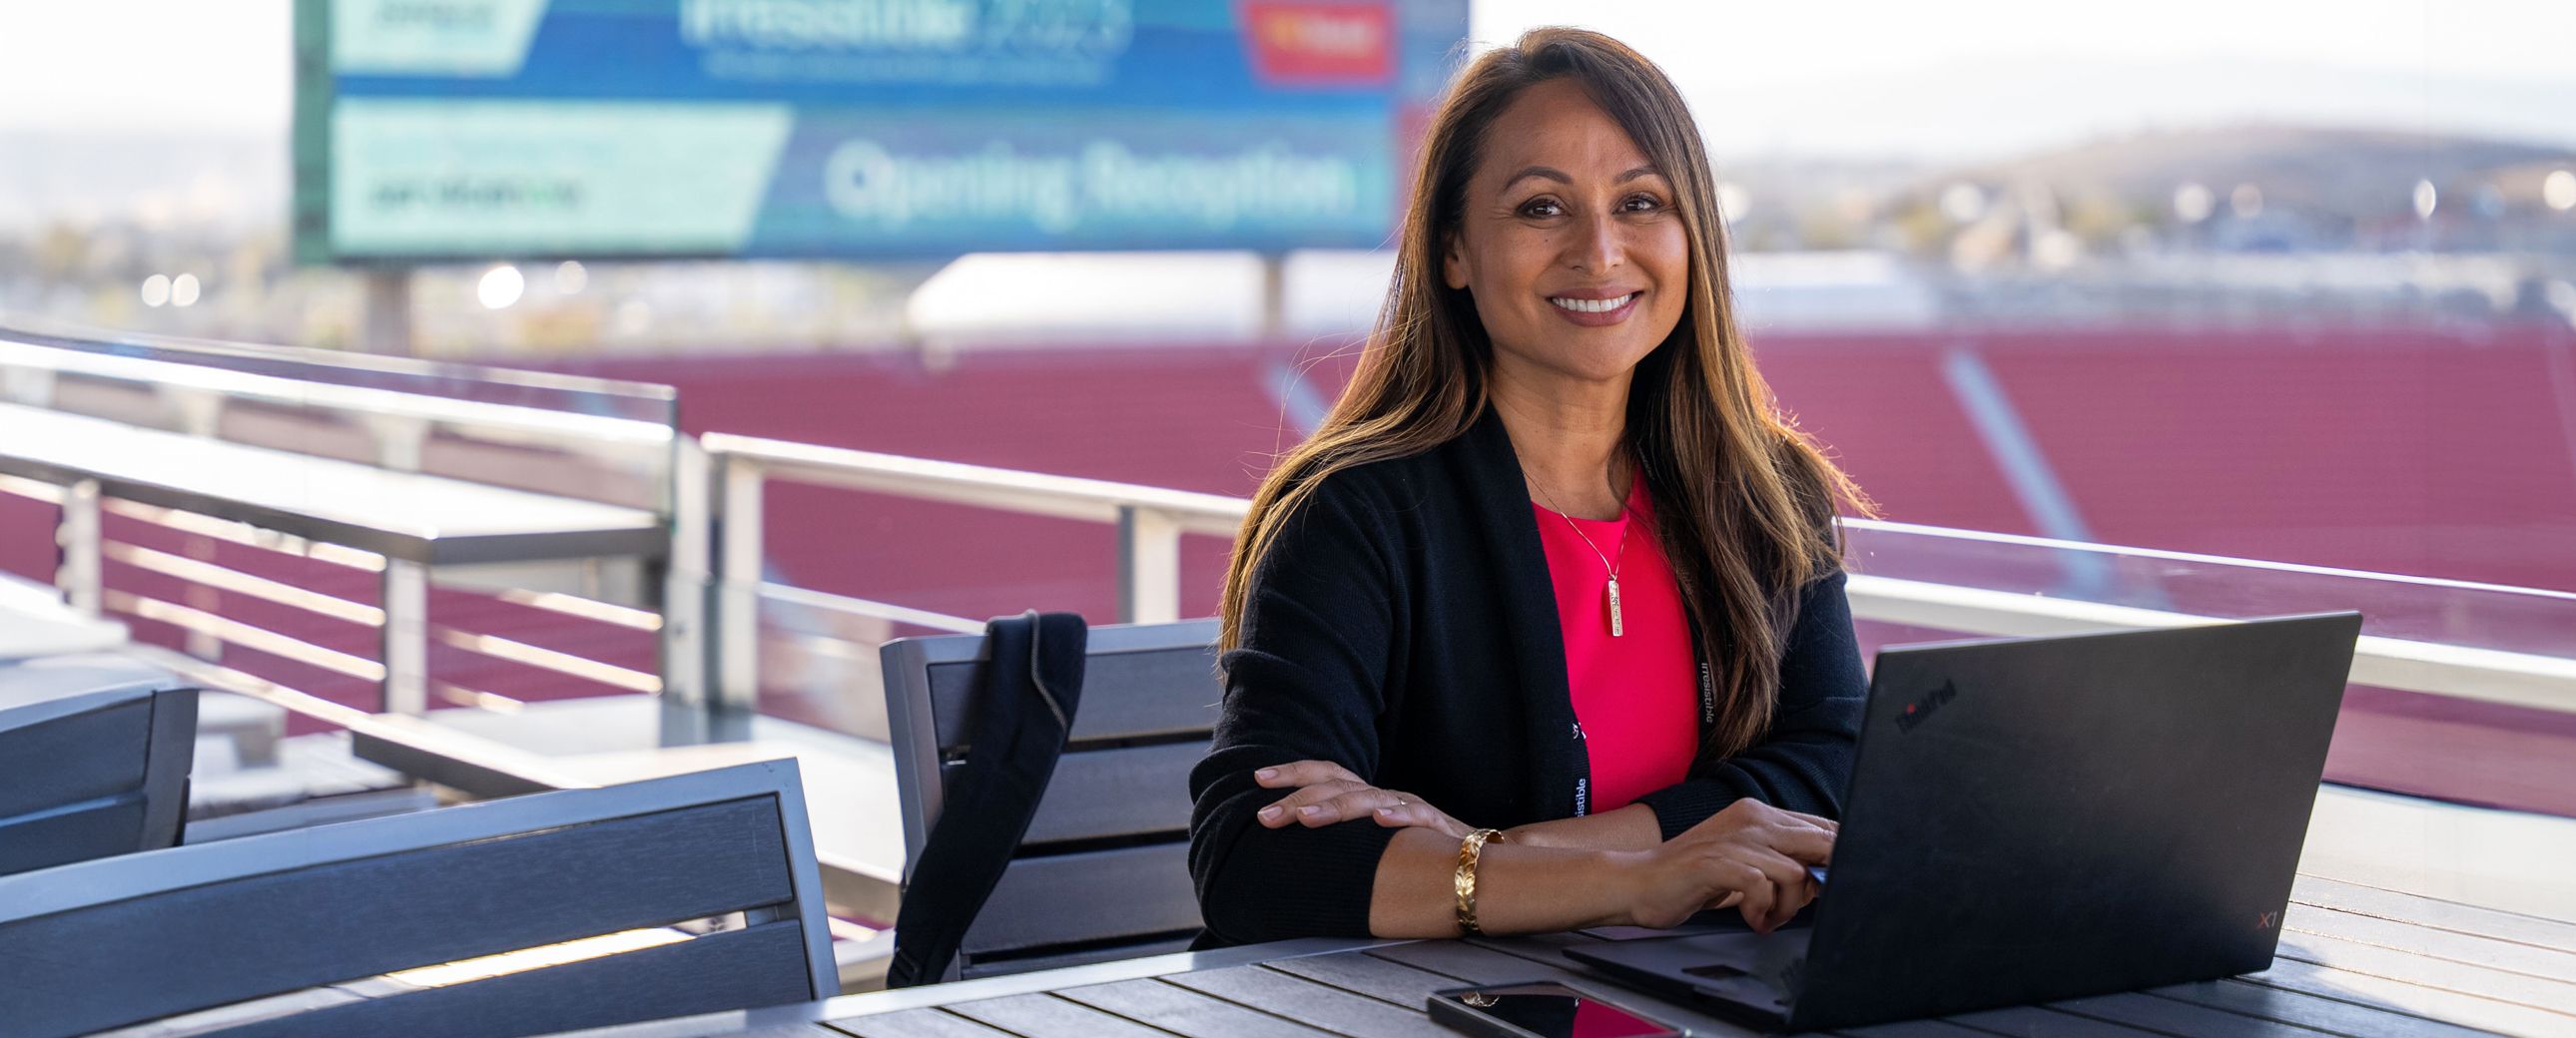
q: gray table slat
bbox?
[0,403,664,564]
[1836,1021,2003,1038]
[2291,878,2576,957]
[2146,979,2506,1038]
[1365,941,1761,1036]
[1444,938,1800,1037]
[1165,965,1454,1038]
[827,1008,1016,1038]
[1944,1004,2171,1037]
[1468,934,1979,1038]
[1267,950,1467,1008]
[596,1026,839,1038]
[1368,938,1589,987]
[2243,956,2576,1037]
[2286,903,2576,982]
[1054,977,1334,1038]
[2277,931,2576,1014]
[940,992,1171,1038]
[2054,990,2364,1037]
[535,1009,874,1037]
[1484,926,2508,1038]
[785,898,2571,1038]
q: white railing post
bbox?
[716,452,767,712]
[661,436,711,707]
[363,411,432,716]
[1117,505,1183,624]
[55,477,102,616]
[380,559,427,715]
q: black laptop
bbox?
[1567,612,2363,1032]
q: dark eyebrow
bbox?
[1501,164,1665,191]
[1502,166,1572,191]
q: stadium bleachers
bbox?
[540,322,2576,816]
[545,322,2576,611]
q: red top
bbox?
[1531,474,1700,813]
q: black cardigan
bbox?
[1186,408,1868,945]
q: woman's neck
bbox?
[1490,360,1632,521]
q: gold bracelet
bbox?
[1453,828,1506,936]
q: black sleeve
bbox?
[1629,566,1867,841]
[1186,477,1404,944]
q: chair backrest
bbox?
[0,654,198,875]
[0,759,838,1038]
[880,618,1219,980]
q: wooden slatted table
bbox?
[548,874,2576,1038]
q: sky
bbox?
[0,1,2569,160]
[1470,0,2576,158]
[1473,0,2576,84]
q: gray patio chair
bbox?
[0,759,838,1038]
[878,618,1218,982]
[0,653,198,874]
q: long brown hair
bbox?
[1218,27,1874,760]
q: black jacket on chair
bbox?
[889,610,1087,986]
[1186,408,1867,945]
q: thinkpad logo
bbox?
[1895,679,1959,733]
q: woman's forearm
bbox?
[1366,827,1639,938]
[1499,801,1662,851]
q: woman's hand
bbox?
[1252,761,1469,839]
[1615,798,1835,934]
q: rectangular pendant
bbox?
[1608,577,1624,637]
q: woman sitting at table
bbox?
[1187,27,1875,946]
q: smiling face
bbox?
[1442,78,1691,390]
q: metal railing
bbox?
[10,324,2570,728]
[691,438,2576,718]
[0,326,686,718]
[698,433,1246,710]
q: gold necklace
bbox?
[1529,463,1634,638]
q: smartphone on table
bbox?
[1427,981,1687,1038]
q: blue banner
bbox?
[295,0,1468,261]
